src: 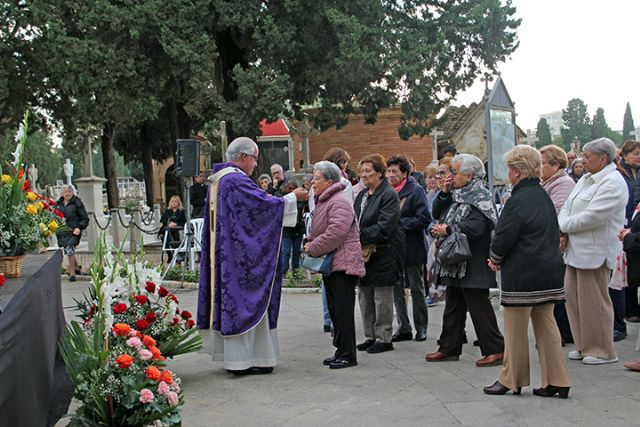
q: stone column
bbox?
[76,176,107,251]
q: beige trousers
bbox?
[564,264,617,359]
[499,304,570,390]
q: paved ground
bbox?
[58,279,640,427]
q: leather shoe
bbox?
[323,356,337,366]
[533,385,570,398]
[476,353,503,367]
[366,341,394,354]
[329,358,357,369]
[228,367,273,376]
[392,331,413,342]
[425,351,459,362]
[323,325,332,333]
[415,331,427,342]
[623,359,640,371]
[356,339,375,351]
[625,315,640,323]
[483,381,521,395]
[613,330,627,342]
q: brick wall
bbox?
[292,109,434,172]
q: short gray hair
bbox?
[258,174,271,183]
[582,138,617,163]
[62,184,76,194]
[226,137,258,161]
[314,160,341,182]
[270,163,284,173]
[452,154,485,178]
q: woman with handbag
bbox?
[426,154,504,366]
[303,161,365,369]
[55,185,89,282]
[484,145,570,397]
[354,154,405,354]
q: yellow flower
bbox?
[36,201,44,210]
[1,175,10,185]
[39,223,48,233]
[26,191,37,201]
[48,221,59,232]
[26,204,38,215]
[44,230,52,238]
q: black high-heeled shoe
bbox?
[483,381,522,395]
[533,385,570,399]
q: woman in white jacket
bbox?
[558,138,628,365]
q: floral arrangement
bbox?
[0,111,65,256]
[61,236,202,426]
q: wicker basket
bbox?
[0,255,25,278]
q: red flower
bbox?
[149,346,165,361]
[172,317,180,325]
[145,312,157,323]
[187,319,195,329]
[135,319,149,330]
[41,201,49,209]
[112,323,132,337]
[142,335,156,348]
[54,210,64,218]
[158,287,169,297]
[145,281,156,293]
[170,295,179,304]
[180,310,192,320]
[0,273,5,288]
[160,369,174,384]
[135,295,148,305]
[146,366,161,381]
[22,179,29,191]
[113,303,127,314]
[115,354,134,369]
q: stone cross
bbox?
[83,138,93,177]
[63,158,74,185]
[430,127,444,165]
[520,130,539,147]
[27,164,38,190]
[631,127,640,141]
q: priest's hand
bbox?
[293,188,309,201]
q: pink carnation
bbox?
[157,381,170,395]
[126,337,142,348]
[128,330,138,337]
[167,391,179,406]
[139,388,154,404]
[170,382,181,393]
[138,349,153,361]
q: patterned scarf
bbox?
[437,178,498,279]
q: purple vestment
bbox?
[197,162,285,335]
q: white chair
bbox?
[161,226,184,265]
[189,218,204,269]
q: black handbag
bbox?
[437,232,472,266]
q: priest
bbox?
[197,137,308,375]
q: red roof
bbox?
[260,119,289,137]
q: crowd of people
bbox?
[197,136,640,392]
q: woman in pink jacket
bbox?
[304,161,366,369]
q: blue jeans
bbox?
[281,234,303,275]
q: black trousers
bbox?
[610,288,627,334]
[324,272,357,362]
[553,301,573,341]
[625,285,640,318]
[438,287,504,356]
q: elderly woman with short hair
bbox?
[484,145,570,397]
[559,138,628,365]
[426,154,504,366]
[539,144,576,346]
[56,185,89,282]
[354,154,404,354]
[304,161,365,369]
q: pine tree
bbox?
[623,102,636,142]
[591,108,614,140]
[536,118,552,147]
[561,98,591,149]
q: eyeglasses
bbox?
[245,153,258,161]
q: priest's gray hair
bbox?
[226,137,258,161]
[453,153,485,178]
[583,138,617,163]
[314,160,341,182]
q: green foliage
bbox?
[285,268,307,287]
[535,118,552,148]
[623,102,635,142]
[311,274,324,288]
[561,98,591,149]
[162,266,200,284]
[591,107,620,144]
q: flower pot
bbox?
[0,255,25,278]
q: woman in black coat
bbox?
[354,154,404,354]
[425,154,504,366]
[55,185,89,282]
[386,155,431,342]
[620,202,640,371]
[160,195,187,261]
[484,145,570,398]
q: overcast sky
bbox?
[452,0,640,134]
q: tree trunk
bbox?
[140,123,155,208]
[101,123,119,209]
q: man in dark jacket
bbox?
[386,155,431,342]
[190,172,208,218]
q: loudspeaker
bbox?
[175,139,200,177]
